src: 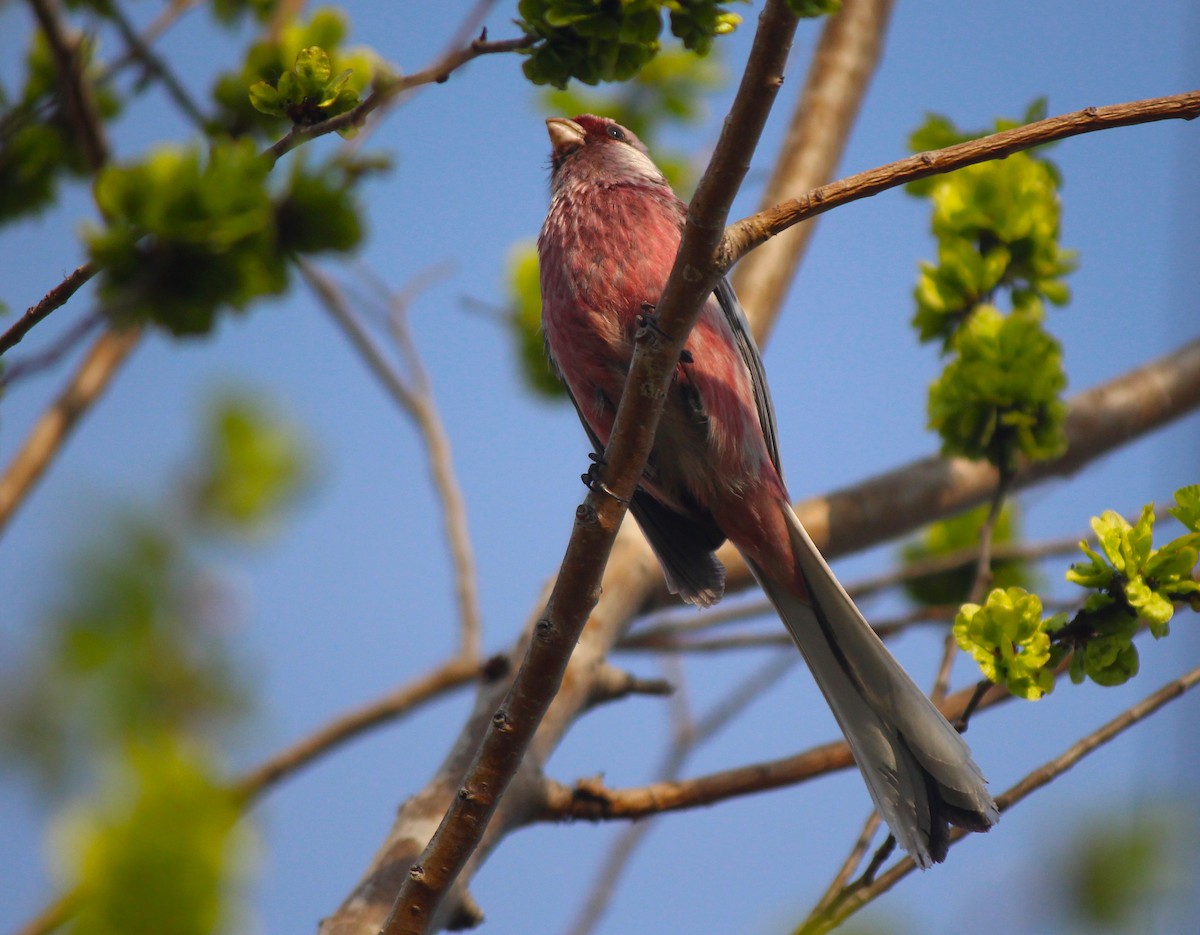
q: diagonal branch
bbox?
[374,5,804,933]
[264,34,533,166]
[232,656,483,803]
[0,326,142,537]
[300,261,484,660]
[25,0,109,170]
[0,263,97,357]
[723,90,1200,267]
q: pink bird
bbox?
[537,114,998,866]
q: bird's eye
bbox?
[606,125,627,142]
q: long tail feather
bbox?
[747,503,999,867]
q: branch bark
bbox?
[368,5,803,933]
[723,90,1200,267]
[318,68,1200,935]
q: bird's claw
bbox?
[581,453,629,504]
[635,302,668,344]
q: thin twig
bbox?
[9,891,77,935]
[0,263,97,357]
[232,656,482,803]
[0,311,103,388]
[107,0,208,129]
[797,663,1200,935]
[930,468,1013,703]
[539,677,1011,823]
[264,35,533,166]
[299,261,483,660]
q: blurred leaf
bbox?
[900,502,1031,606]
[506,242,565,398]
[1061,810,1184,929]
[193,394,312,533]
[55,738,246,935]
[0,33,121,224]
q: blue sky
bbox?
[2,2,1199,933]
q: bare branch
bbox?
[232,657,482,803]
[107,0,207,130]
[538,677,1010,823]
[799,663,1200,934]
[0,326,142,536]
[300,261,484,660]
[0,311,103,388]
[724,91,1200,267]
[732,0,896,343]
[1,264,97,358]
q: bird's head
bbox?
[545,115,665,191]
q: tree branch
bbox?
[369,5,803,933]
[25,0,109,170]
[538,676,1011,823]
[0,326,142,537]
[107,0,208,130]
[232,656,483,803]
[300,261,484,660]
[0,263,97,357]
[723,90,1200,267]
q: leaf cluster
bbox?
[517,0,742,88]
[249,46,360,132]
[909,106,1074,472]
[210,8,375,139]
[926,305,1067,473]
[85,140,362,335]
[955,487,1200,697]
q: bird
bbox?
[536,114,998,866]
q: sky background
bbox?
[2,2,1199,933]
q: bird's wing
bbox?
[546,337,727,607]
[714,277,783,478]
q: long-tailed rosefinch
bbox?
[537,115,998,866]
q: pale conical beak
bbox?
[546,117,585,151]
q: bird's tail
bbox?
[747,503,999,867]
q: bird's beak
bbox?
[546,117,585,151]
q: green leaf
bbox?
[1168,484,1200,532]
[194,395,311,533]
[953,587,1056,699]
